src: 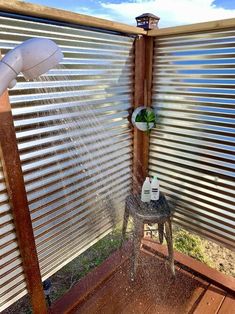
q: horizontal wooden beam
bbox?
[1,1,234,38]
[148,17,235,36]
[0,0,146,35]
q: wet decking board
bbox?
[122,262,206,314]
[73,254,207,314]
[50,239,235,314]
[183,275,210,313]
[193,284,226,314]
[119,259,183,314]
[75,254,177,314]
[76,261,134,314]
[140,247,210,314]
[218,294,235,314]
[142,238,235,294]
[110,255,173,314]
[50,242,132,314]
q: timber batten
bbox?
[0,0,146,35]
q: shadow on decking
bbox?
[50,240,235,314]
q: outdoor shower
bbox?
[0,37,63,96]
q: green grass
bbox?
[50,227,123,302]
[173,228,213,267]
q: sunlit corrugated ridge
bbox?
[150,29,235,250]
[0,14,134,311]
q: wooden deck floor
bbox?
[50,240,235,314]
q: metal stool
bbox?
[121,193,175,278]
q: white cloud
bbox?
[78,0,235,28]
[75,5,112,21]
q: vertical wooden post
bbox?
[145,36,154,108]
[0,56,47,313]
[133,35,154,194]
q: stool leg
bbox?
[165,218,175,277]
[158,223,164,244]
[120,205,129,248]
[132,217,143,279]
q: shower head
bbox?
[0,38,63,96]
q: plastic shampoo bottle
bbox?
[141,177,151,202]
[151,176,160,201]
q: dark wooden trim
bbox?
[50,241,132,314]
[132,35,154,194]
[142,238,235,295]
[0,86,47,312]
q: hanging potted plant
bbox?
[131,106,156,133]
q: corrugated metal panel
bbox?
[150,29,235,250]
[0,14,134,311]
[0,163,27,312]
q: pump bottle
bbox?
[141,177,151,202]
[151,176,160,201]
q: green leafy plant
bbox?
[135,108,156,133]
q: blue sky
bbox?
[25,0,235,27]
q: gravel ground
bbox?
[202,239,235,277]
[171,226,235,278]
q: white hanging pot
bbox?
[135,122,154,131]
[131,106,156,132]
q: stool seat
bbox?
[126,193,171,222]
[121,192,175,279]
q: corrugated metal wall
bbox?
[0,14,134,311]
[0,162,27,311]
[150,29,235,250]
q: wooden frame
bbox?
[0,68,47,313]
[132,35,154,194]
[1,0,234,37]
[0,0,146,35]
[0,2,235,312]
[148,17,235,36]
[132,35,147,194]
